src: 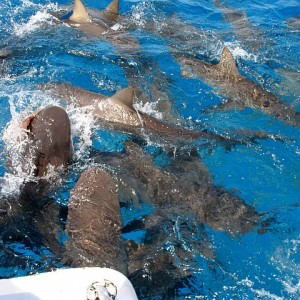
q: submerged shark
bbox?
[0,47,11,74]
[33,164,191,298]
[0,48,11,59]
[287,14,300,30]
[95,141,261,234]
[133,12,222,54]
[35,141,261,298]
[91,141,264,295]
[213,0,265,51]
[175,47,300,126]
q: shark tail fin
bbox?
[217,47,239,76]
[111,87,135,110]
[69,0,91,23]
[103,0,119,20]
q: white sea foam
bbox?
[129,2,157,27]
[254,289,284,300]
[10,1,59,37]
[67,106,96,161]
[3,110,38,179]
[134,100,163,120]
[236,277,284,300]
[270,236,300,298]
[0,173,25,196]
[224,42,258,62]
[13,10,55,37]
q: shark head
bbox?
[27,106,73,177]
[256,90,300,125]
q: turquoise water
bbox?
[0,0,300,299]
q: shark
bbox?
[63,167,128,275]
[44,82,279,148]
[60,0,119,36]
[5,106,73,177]
[53,0,141,50]
[0,48,11,59]
[0,47,11,74]
[22,106,73,177]
[287,14,300,30]
[175,47,300,126]
[90,141,264,296]
[213,0,265,51]
[32,163,193,298]
[33,141,261,298]
[0,106,73,271]
[95,141,261,235]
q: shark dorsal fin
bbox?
[103,0,119,20]
[218,47,239,75]
[69,0,91,23]
[111,88,135,110]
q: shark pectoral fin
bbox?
[103,0,119,20]
[218,47,240,76]
[111,87,135,110]
[69,0,91,23]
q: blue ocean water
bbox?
[0,0,299,299]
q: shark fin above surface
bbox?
[111,87,135,110]
[69,0,91,23]
[217,47,240,76]
[103,0,119,20]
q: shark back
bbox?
[217,47,240,77]
[110,87,135,111]
[95,88,142,127]
[65,167,127,274]
[65,0,119,35]
[103,0,119,21]
[69,0,91,23]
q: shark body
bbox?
[46,83,250,148]
[95,141,261,235]
[176,47,300,126]
[287,14,300,30]
[37,142,261,297]
[63,167,128,274]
